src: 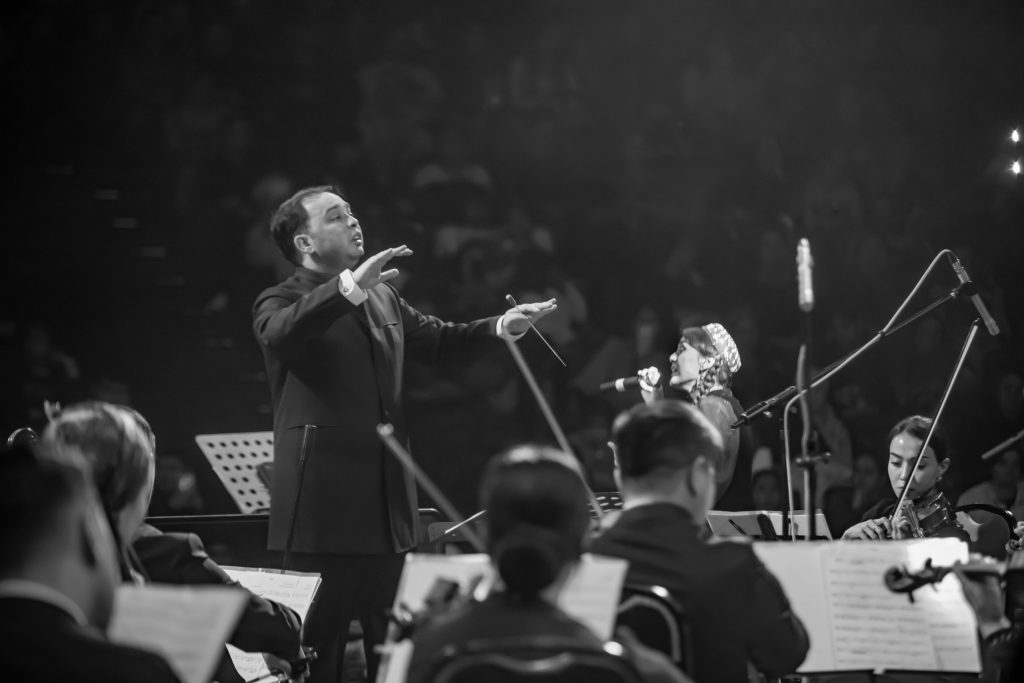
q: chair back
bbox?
[615,584,691,673]
[955,503,1017,559]
[428,636,641,683]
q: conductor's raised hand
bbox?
[353,245,413,290]
[501,298,558,336]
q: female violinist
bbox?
[842,415,967,541]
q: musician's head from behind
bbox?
[271,185,364,273]
[0,444,121,629]
[41,401,155,548]
[887,416,951,502]
[611,400,724,519]
[481,445,591,602]
[670,323,741,400]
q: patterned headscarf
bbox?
[702,323,742,374]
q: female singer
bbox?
[406,445,688,683]
[643,323,753,510]
[841,415,967,541]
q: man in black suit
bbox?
[0,445,182,683]
[252,185,555,682]
[591,401,809,683]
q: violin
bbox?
[885,553,1024,600]
[889,489,964,539]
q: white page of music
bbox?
[219,567,322,681]
[755,538,980,674]
[394,553,627,640]
[109,584,247,683]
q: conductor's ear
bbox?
[293,233,313,255]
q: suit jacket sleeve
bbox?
[394,286,501,363]
[741,549,810,676]
[253,277,358,350]
[133,532,302,658]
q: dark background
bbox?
[3,0,1022,515]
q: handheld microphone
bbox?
[600,367,661,393]
[948,254,1000,337]
[797,238,814,313]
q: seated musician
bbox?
[842,415,969,542]
[591,400,809,683]
[0,444,181,683]
[406,445,688,683]
[41,401,303,683]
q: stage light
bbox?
[1013,159,1022,176]
[1012,128,1021,144]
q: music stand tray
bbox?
[194,432,275,514]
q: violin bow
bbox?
[503,336,605,521]
[889,320,981,529]
[377,423,487,553]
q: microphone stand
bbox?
[732,283,968,430]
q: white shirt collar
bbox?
[0,579,90,627]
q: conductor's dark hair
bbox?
[480,445,590,599]
[612,399,723,480]
[0,444,92,574]
[888,415,951,463]
[270,185,341,265]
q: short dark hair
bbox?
[41,402,152,518]
[270,185,341,265]
[887,415,951,463]
[0,444,92,574]
[480,445,591,599]
[612,400,723,480]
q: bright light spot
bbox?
[1013,160,1022,176]
[1013,129,1021,144]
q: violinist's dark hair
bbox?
[480,445,590,599]
[612,399,723,480]
[887,415,951,463]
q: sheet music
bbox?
[220,567,322,680]
[558,554,628,639]
[753,542,836,672]
[108,584,247,683]
[824,542,938,671]
[393,553,627,639]
[902,539,981,673]
[393,554,492,614]
[754,539,980,674]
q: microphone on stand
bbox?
[797,238,814,313]
[600,367,661,393]
[947,254,1000,337]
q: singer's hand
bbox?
[353,245,413,290]
[638,367,663,406]
[501,298,557,336]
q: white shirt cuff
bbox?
[338,269,368,305]
[497,314,526,341]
